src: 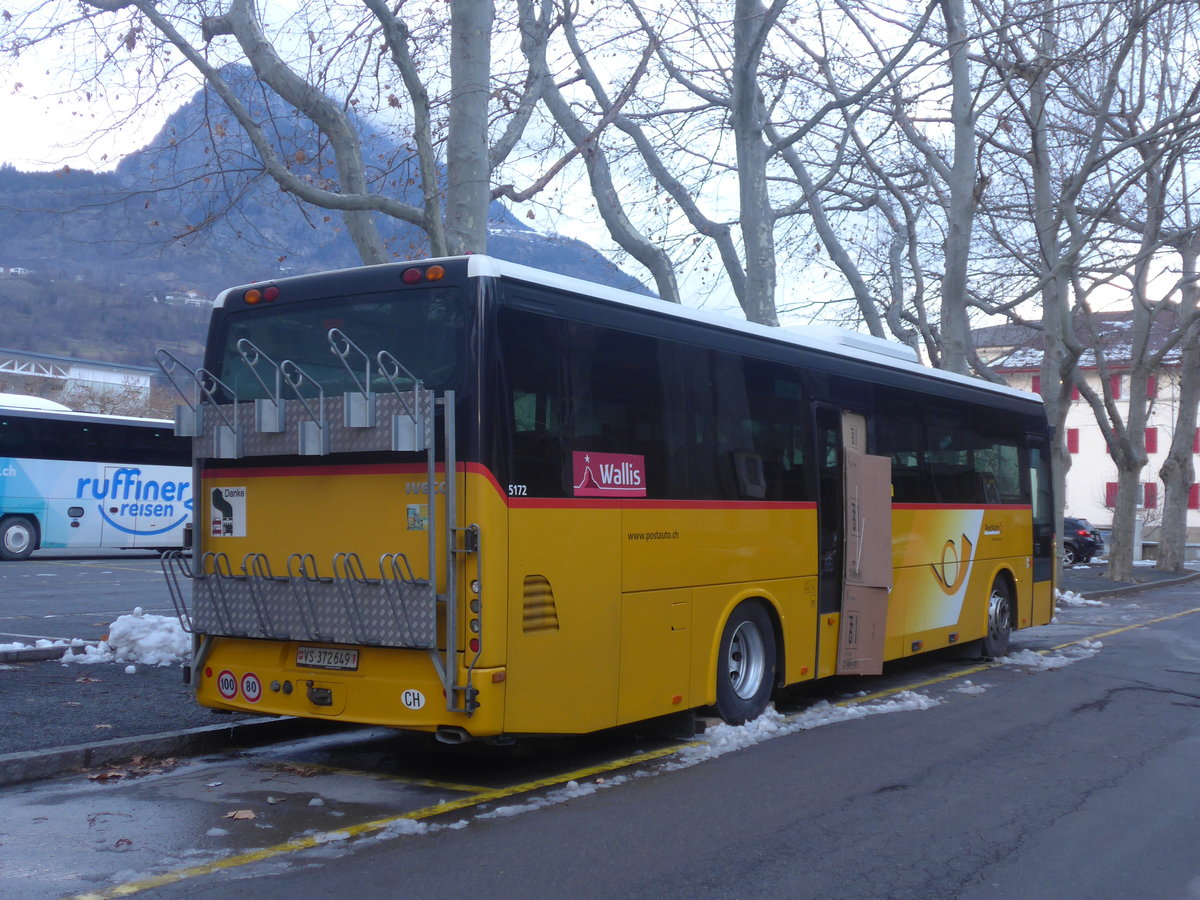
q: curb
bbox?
[0,715,346,788]
[0,642,102,665]
[1073,569,1200,600]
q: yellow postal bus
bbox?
[161,256,1055,741]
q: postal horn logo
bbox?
[931,533,973,594]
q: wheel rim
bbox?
[988,588,1011,644]
[726,619,767,700]
[4,522,31,555]
[1063,545,1076,566]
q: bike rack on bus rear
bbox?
[157,331,478,716]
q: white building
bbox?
[979,312,1200,547]
[0,348,155,406]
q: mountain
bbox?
[0,67,648,367]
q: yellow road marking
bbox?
[72,744,692,899]
[77,603,1200,899]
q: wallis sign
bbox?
[572,451,647,498]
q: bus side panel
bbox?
[618,588,692,724]
[891,505,1033,656]
[620,504,818,592]
[503,506,621,734]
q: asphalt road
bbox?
[2,574,1198,899]
[151,579,1200,900]
[0,552,243,753]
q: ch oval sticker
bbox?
[401,689,425,710]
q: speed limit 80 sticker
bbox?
[215,669,262,703]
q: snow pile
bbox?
[0,637,69,653]
[476,775,631,821]
[674,690,941,768]
[999,640,1102,670]
[951,680,990,695]
[1056,589,1105,608]
[64,608,189,667]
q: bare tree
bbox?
[4,0,543,259]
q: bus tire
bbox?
[982,577,1013,658]
[715,601,776,725]
[0,516,37,561]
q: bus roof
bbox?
[0,393,72,411]
[0,396,173,429]
[216,255,1041,407]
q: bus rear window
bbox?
[210,287,466,401]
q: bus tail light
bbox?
[243,285,280,305]
[401,265,446,285]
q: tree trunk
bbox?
[1157,239,1200,571]
[938,0,977,375]
[732,0,778,326]
[445,0,494,255]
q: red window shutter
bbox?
[1110,373,1122,399]
[1032,375,1041,394]
[1105,482,1118,507]
[1145,427,1157,454]
[1067,428,1079,453]
[1194,428,1199,454]
[1144,482,1158,509]
[1071,385,1080,401]
[1189,484,1200,510]
[1147,375,1158,399]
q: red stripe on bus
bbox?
[891,503,1030,511]
[506,498,817,511]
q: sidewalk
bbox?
[1057,561,1200,598]
[1,562,1197,787]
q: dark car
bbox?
[1063,516,1104,566]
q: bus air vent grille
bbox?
[522,575,560,633]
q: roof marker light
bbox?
[401,267,423,285]
[244,288,262,305]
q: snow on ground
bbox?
[1056,588,1105,608]
[0,608,189,670]
[999,640,1102,670]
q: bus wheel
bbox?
[716,601,776,725]
[982,578,1012,658]
[0,516,37,561]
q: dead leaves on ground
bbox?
[87,756,179,782]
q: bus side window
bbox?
[497,309,568,497]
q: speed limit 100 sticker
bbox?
[240,672,263,703]
[217,669,238,700]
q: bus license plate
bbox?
[296,646,359,671]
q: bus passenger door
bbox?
[814,406,844,630]
[1028,433,1055,625]
[815,407,892,677]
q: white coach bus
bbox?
[0,394,191,559]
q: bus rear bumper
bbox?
[192,636,506,738]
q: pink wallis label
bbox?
[572,451,647,498]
